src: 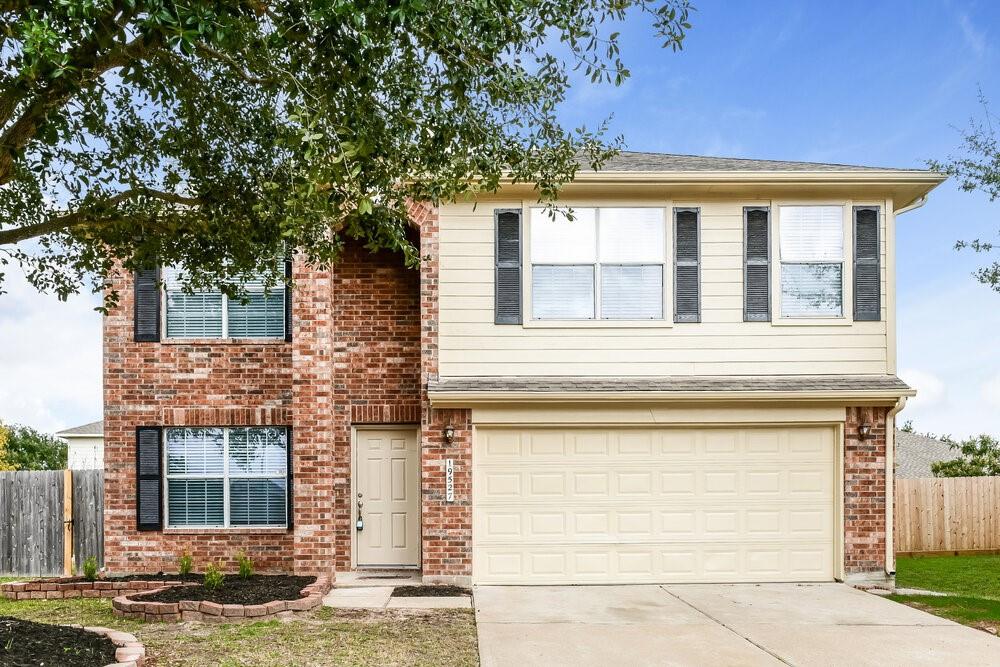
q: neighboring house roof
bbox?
[55,420,104,438]
[590,151,915,173]
[429,375,912,404]
[895,430,955,479]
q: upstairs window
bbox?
[163,265,285,339]
[530,207,665,320]
[165,427,288,528]
[778,206,844,318]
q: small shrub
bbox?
[82,556,99,581]
[237,551,253,579]
[178,551,194,576]
[204,562,224,592]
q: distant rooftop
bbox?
[55,420,103,437]
[588,151,923,173]
[895,430,954,479]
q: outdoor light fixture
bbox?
[859,422,872,440]
[444,424,455,444]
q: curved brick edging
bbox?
[1,579,199,600]
[69,625,146,666]
[112,575,331,623]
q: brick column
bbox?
[416,203,474,584]
[291,262,337,576]
[844,406,889,579]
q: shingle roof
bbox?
[429,375,911,394]
[895,430,954,479]
[588,151,920,173]
[55,420,103,437]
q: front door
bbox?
[355,427,420,567]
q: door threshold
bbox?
[337,569,424,588]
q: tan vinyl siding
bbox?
[438,196,890,377]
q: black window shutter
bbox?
[744,207,771,322]
[136,427,163,531]
[494,208,522,324]
[285,427,294,530]
[674,208,701,323]
[133,268,160,342]
[284,255,293,342]
[854,206,881,321]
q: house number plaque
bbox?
[446,458,455,502]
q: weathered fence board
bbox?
[73,470,104,570]
[895,476,1000,554]
[0,470,105,576]
[0,471,65,576]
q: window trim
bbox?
[771,201,854,326]
[522,202,673,328]
[163,426,289,529]
[160,268,287,342]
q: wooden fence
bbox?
[895,476,1000,555]
[0,470,104,576]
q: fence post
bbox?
[63,469,73,576]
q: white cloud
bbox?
[983,373,1000,410]
[899,368,947,412]
[0,270,102,434]
[958,13,987,58]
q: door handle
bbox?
[356,493,364,531]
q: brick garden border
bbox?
[112,575,331,623]
[1,579,199,600]
[74,625,147,666]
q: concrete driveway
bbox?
[474,583,1000,666]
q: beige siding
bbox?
[438,196,890,377]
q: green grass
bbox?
[0,596,479,666]
[895,554,1000,599]
[888,594,1000,627]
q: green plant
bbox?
[178,551,194,576]
[203,563,224,593]
[82,556,99,582]
[237,551,253,579]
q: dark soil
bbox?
[391,585,471,597]
[0,616,117,667]
[136,574,316,605]
[31,572,202,584]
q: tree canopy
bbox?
[0,423,67,470]
[929,92,1000,293]
[931,433,1000,478]
[0,0,692,303]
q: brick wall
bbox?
[844,406,889,576]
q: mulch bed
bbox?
[391,585,471,597]
[136,574,315,605]
[0,616,117,667]
[32,572,202,584]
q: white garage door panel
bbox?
[474,426,835,584]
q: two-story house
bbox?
[103,152,944,586]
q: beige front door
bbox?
[355,428,420,567]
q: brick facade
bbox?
[104,204,893,584]
[844,406,890,577]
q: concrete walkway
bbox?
[474,583,1000,666]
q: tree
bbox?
[0,1,693,304]
[0,423,67,470]
[931,434,1000,478]
[0,424,15,471]
[928,91,1000,292]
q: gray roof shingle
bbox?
[429,375,911,394]
[895,430,955,479]
[55,420,103,437]
[587,151,924,173]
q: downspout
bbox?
[885,396,908,577]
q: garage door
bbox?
[473,426,835,584]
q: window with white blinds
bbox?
[530,207,665,320]
[163,266,285,339]
[778,206,845,318]
[164,427,288,528]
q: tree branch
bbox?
[0,187,203,245]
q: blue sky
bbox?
[1,0,998,437]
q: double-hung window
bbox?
[165,426,288,528]
[778,206,845,318]
[530,207,665,320]
[163,265,285,339]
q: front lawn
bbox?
[0,596,479,666]
[895,554,1000,599]
[891,554,1000,634]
